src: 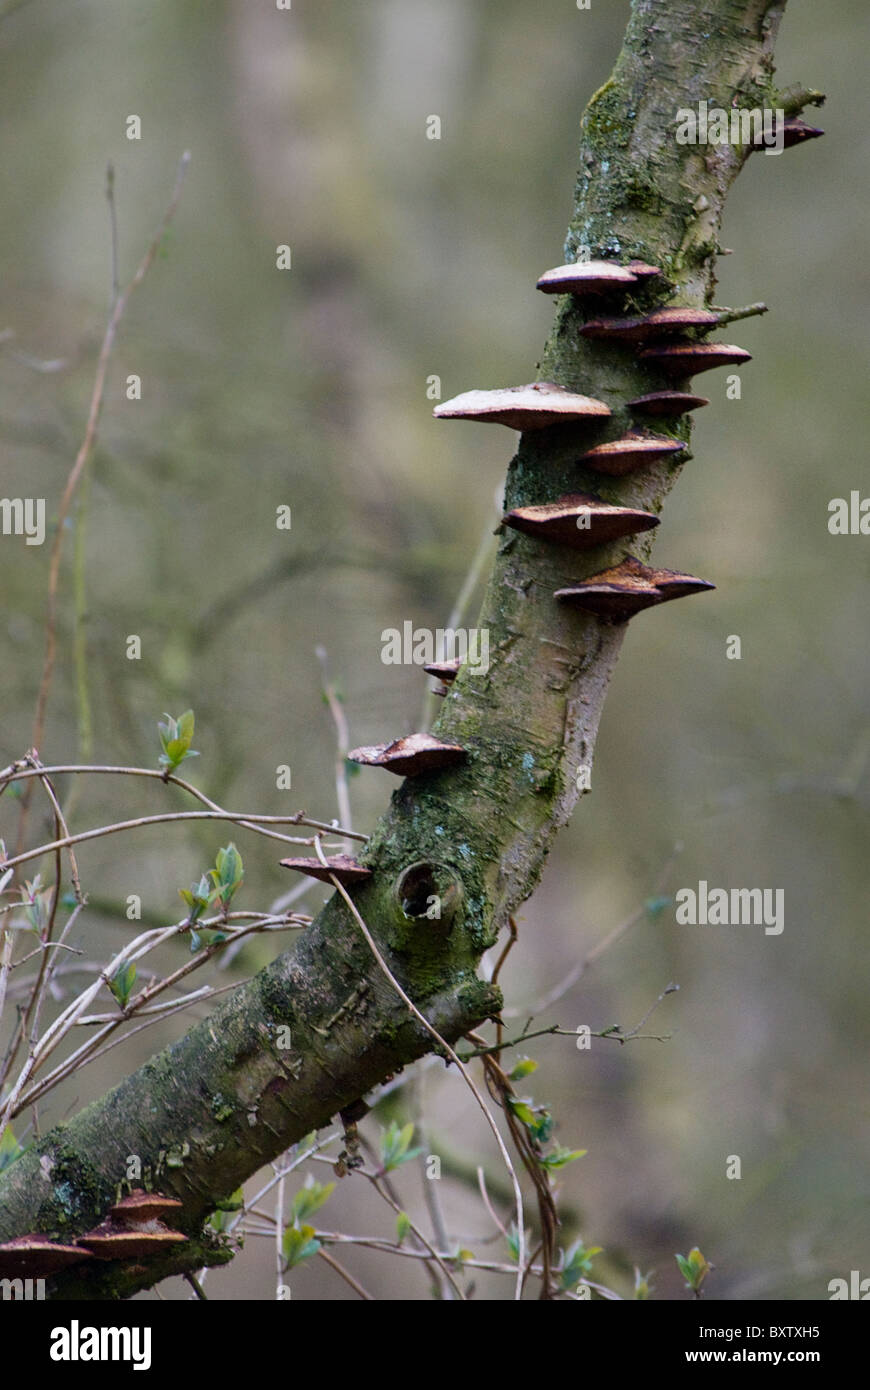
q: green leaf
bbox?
[290,1177,336,1223]
[176,709,195,747]
[0,1125,23,1176]
[380,1120,424,1172]
[560,1239,603,1290]
[529,1110,553,1144]
[108,960,137,1009]
[396,1211,411,1245]
[209,843,244,910]
[676,1246,711,1293]
[645,895,673,917]
[508,1057,538,1080]
[157,709,199,772]
[539,1145,587,1171]
[506,1097,536,1126]
[20,877,53,935]
[282,1223,321,1269]
[215,1187,244,1213]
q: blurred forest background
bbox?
[0,0,867,1300]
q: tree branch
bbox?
[0,0,820,1299]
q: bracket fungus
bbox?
[434,382,610,430]
[279,854,372,886]
[348,733,468,777]
[110,1190,184,1227]
[628,391,710,417]
[0,1235,94,1279]
[555,555,714,620]
[536,259,660,295]
[781,116,824,148]
[77,1186,189,1262]
[503,493,658,549]
[580,306,722,341]
[750,116,824,151]
[638,342,751,376]
[77,1222,189,1261]
[575,430,686,476]
[422,658,462,684]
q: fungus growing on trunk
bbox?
[555,555,714,620]
[628,391,710,417]
[279,855,373,886]
[0,1235,94,1278]
[77,1222,189,1261]
[638,342,751,375]
[434,382,610,429]
[503,493,658,549]
[422,658,462,683]
[575,430,686,475]
[535,259,660,295]
[348,733,468,776]
[580,306,722,341]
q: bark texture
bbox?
[0,0,821,1298]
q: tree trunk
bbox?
[0,0,822,1298]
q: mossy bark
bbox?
[0,0,821,1297]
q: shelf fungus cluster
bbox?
[433,256,733,625]
[280,739,470,885]
[77,1190,188,1261]
[285,249,768,886]
[0,1189,188,1284]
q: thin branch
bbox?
[317,839,527,1301]
[21,153,192,851]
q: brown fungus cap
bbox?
[536,260,660,295]
[555,555,713,620]
[503,493,659,550]
[110,1190,184,1226]
[580,306,722,342]
[279,854,372,886]
[781,117,824,147]
[0,1235,94,1278]
[638,342,751,376]
[434,383,610,430]
[750,117,823,151]
[575,431,686,476]
[422,658,462,683]
[628,391,710,417]
[77,1220,188,1261]
[348,733,468,777]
